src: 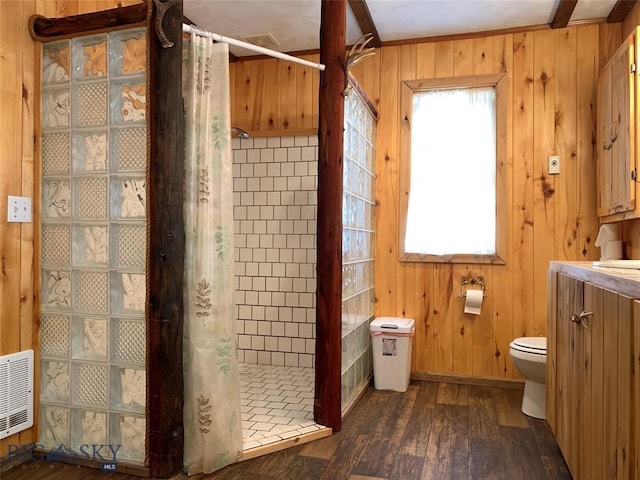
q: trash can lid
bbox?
[370,317,415,334]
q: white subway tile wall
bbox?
[233,135,318,368]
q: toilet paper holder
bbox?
[458,274,487,298]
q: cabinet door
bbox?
[584,283,604,479]
[616,292,634,480]
[556,273,584,479]
[599,288,634,480]
[634,301,639,480]
[597,32,636,218]
[598,55,613,216]
[551,274,638,480]
[547,270,558,434]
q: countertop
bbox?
[549,261,640,298]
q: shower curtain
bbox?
[182,34,243,475]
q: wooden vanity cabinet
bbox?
[548,272,585,478]
[596,27,639,222]
[635,300,640,480]
[547,269,637,480]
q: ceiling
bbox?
[183,0,634,58]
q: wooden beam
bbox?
[348,0,381,47]
[551,0,578,28]
[147,0,185,477]
[607,0,638,22]
[315,0,346,432]
[28,3,147,41]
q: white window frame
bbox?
[399,73,507,264]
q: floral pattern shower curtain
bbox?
[182,35,243,475]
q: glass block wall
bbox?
[39,28,147,464]
[341,89,376,414]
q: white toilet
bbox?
[509,337,547,419]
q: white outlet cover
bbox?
[7,195,32,223]
[548,155,560,175]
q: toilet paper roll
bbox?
[595,224,618,247]
[464,289,483,315]
[603,240,623,260]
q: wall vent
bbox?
[0,350,34,440]
[238,33,280,49]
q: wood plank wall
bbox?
[0,0,143,459]
[231,55,320,134]
[232,22,625,380]
[367,25,621,379]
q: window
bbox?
[399,74,507,264]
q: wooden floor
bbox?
[3,381,572,480]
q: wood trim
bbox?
[381,19,606,48]
[608,0,639,23]
[399,253,507,264]
[546,270,558,434]
[0,451,28,474]
[341,375,372,418]
[32,37,44,458]
[28,3,148,42]
[494,70,509,266]
[146,1,185,477]
[347,0,382,47]
[399,80,412,265]
[243,128,318,138]
[348,72,378,119]
[551,0,578,29]
[229,18,609,66]
[315,0,346,432]
[239,428,333,462]
[398,73,508,264]
[410,371,525,389]
[403,73,505,91]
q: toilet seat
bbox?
[510,337,546,355]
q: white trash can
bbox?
[370,317,415,392]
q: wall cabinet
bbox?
[547,265,637,480]
[596,27,639,221]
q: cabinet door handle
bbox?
[570,311,593,324]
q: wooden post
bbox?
[315,0,346,431]
[147,1,185,477]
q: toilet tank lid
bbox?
[512,337,546,351]
[370,317,415,334]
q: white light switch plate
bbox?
[7,195,32,223]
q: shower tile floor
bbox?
[239,363,327,451]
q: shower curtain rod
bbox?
[182,24,326,71]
